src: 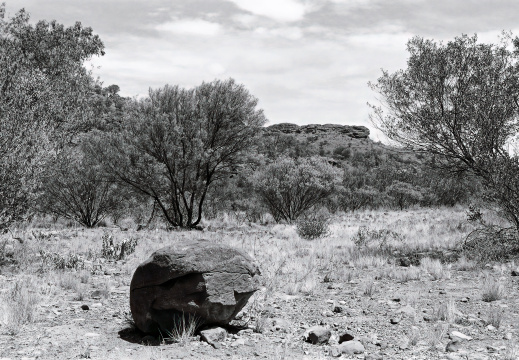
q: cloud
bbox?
[227,0,308,22]
[155,18,222,36]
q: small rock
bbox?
[446,340,462,352]
[511,269,519,276]
[231,338,246,347]
[304,326,331,345]
[270,318,291,333]
[333,306,344,313]
[81,304,89,311]
[338,331,354,343]
[423,314,434,322]
[396,305,415,317]
[486,325,496,331]
[335,340,365,355]
[460,297,469,303]
[330,346,342,357]
[439,290,447,295]
[390,317,401,324]
[504,332,513,340]
[450,331,472,341]
[200,327,227,348]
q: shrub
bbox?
[253,156,341,223]
[39,251,85,270]
[101,233,138,260]
[296,217,330,240]
[463,226,519,262]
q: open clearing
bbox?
[1,207,518,360]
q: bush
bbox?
[101,233,138,260]
[296,217,330,240]
[253,156,342,223]
[462,225,519,262]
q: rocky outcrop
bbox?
[265,123,370,139]
[130,239,261,334]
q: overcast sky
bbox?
[7,0,519,140]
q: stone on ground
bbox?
[304,326,331,344]
[130,239,261,333]
[200,326,227,348]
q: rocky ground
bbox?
[0,207,518,359]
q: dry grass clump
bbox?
[481,276,506,302]
[454,256,478,271]
[485,307,505,328]
[377,265,421,283]
[420,257,450,280]
[504,341,519,360]
[163,312,201,346]
[426,323,448,349]
[433,297,457,323]
[0,278,39,335]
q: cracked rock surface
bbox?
[130,239,261,333]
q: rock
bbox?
[333,340,365,355]
[200,327,227,348]
[446,340,462,352]
[511,269,519,276]
[265,123,370,139]
[304,326,331,345]
[270,318,291,333]
[333,306,344,313]
[504,332,513,340]
[130,239,261,333]
[338,331,355,343]
[395,305,415,317]
[390,317,401,324]
[81,304,89,311]
[450,331,472,341]
[330,346,342,357]
[141,335,157,345]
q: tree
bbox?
[253,156,342,223]
[39,144,124,228]
[0,4,104,229]
[89,79,267,228]
[369,34,519,229]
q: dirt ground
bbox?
[0,207,518,359]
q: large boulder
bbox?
[130,239,261,334]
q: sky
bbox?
[6,0,519,141]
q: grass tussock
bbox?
[0,278,39,335]
[420,257,450,280]
[481,276,506,302]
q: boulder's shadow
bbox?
[118,326,161,346]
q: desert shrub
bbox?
[352,226,403,248]
[253,156,341,223]
[101,233,138,260]
[39,250,85,270]
[462,225,519,262]
[296,217,330,240]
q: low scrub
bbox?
[296,217,330,240]
[101,233,138,260]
